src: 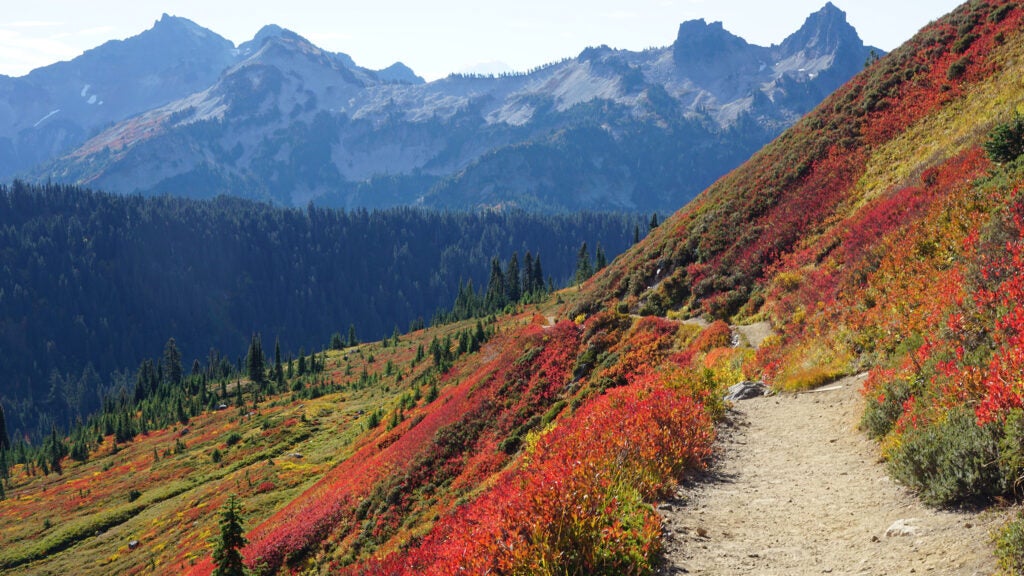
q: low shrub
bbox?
[861,376,919,439]
[887,406,1006,506]
[774,365,844,392]
[998,409,1024,496]
[947,56,970,80]
[225,431,244,447]
[985,113,1024,164]
[996,511,1024,575]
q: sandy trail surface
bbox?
[658,373,1007,575]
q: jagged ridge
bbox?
[22,5,879,212]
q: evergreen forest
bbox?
[0,181,646,439]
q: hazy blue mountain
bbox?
[26,3,878,213]
[0,15,236,179]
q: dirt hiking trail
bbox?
[658,373,1008,575]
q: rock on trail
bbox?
[658,373,1006,575]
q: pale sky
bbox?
[0,1,966,81]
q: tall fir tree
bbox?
[649,212,660,230]
[347,324,358,348]
[574,242,593,285]
[212,495,247,576]
[274,337,284,385]
[595,243,607,270]
[485,257,506,309]
[505,252,521,303]
[163,337,183,386]
[633,224,640,244]
[0,403,9,452]
[134,359,158,403]
[532,255,544,293]
[246,334,265,385]
[523,252,535,295]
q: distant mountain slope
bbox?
[0,15,418,187]
[28,4,879,213]
[0,15,236,179]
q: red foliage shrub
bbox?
[355,376,714,575]
[255,481,276,494]
[596,316,681,387]
[688,321,731,354]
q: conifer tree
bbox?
[474,320,486,350]
[596,243,607,270]
[505,252,521,303]
[163,338,183,386]
[633,224,640,244]
[274,338,284,385]
[0,403,9,452]
[212,495,247,576]
[985,112,1024,164]
[134,359,158,403]
[532,255,544,294]
[649,212,659,230]
[347,324,358,348]
[523,252,536,295]
[246,334,265,385]
[485,257,506,309]
[574,242,593,285]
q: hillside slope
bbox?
[6,1,1024,575]
[577,0,1024,525]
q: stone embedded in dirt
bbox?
[885,519,920,537]
[725,381,769,401]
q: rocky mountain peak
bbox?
[147,13,225,46]
[238,24,286,55]
[779,2,864,59]
[672,18,752,63]
[238,25,364,72]
[376,62,424,85]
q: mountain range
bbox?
[3,4,879,212]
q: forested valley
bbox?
[0,181,647,440]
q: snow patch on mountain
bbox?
[34,109,61,128]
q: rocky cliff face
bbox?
[23,4,879,212]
